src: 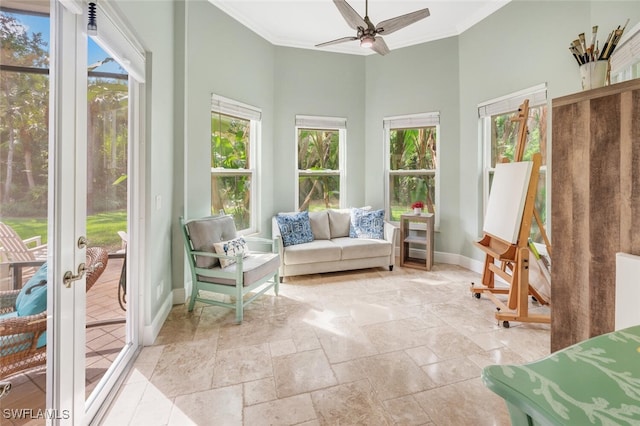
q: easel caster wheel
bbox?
[502,321,510,328]
[474,293,481,299]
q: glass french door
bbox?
[49,0,144,423]
[0,0,142,423]
[50,0,145,422]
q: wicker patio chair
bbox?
[0,247,108,379]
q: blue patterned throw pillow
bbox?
[350,208,384,239]
[276,211,314,247]
[213,237,250,268]
[16,262,48,317]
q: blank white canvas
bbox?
[483,161,533,244]
[616,253,640,330]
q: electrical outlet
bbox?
[157,280,163,301]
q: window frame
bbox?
[294,115,346,211]
[211,94,261,234]
[478,83,548,241]
[383,112,440,229]
[610,21,640,83]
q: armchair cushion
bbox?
[186,215,237,268]
[197,252,280,286]
[213,237,250,268]
[16,263,48,317]
[275,211,314,247]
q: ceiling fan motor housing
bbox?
[316,0,430,56]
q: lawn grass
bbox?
[3,211,127,253]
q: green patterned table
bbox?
[482,325,640,425]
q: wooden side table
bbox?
[399,213,434,271]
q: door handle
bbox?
[63,263,86,288]
[0,382,10,400]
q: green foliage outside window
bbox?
[297,129,340,211]
[1,11,128,251]
[490,106,547,167]
[0,13,49,217]
[88,78,129,214]
[211,113,251,230]
[388,127,437,221]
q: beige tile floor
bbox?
[101,263,551,426]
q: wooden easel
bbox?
[470,100,551,327]
[512,100,552,257]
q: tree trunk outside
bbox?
[3,130,15,205]
[23,149,35,188]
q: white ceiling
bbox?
[209,0,511,56]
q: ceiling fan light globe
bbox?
[360,36,374,48]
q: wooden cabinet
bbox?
[399,213,434,270]
[551,79,640,352]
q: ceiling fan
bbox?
[316,0,430,55]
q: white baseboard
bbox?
[435,251,508,284]
[403,247,486,275]
[435,251,485,274]
[172,285,189,305]
[142,292,172,345]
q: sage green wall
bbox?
[112,0,174,325]
[170,0,275,299]
[180,0,276,231]
[457,0,640,260]
[272,48,366,210]
[170,0,640,314]
[363,37,461,254]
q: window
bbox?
[295,115,346,211]
[479,84,548,243]
[384,113,440,225]
[610,21,640,83]
[211,95,260,233]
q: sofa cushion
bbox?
[276,211,314,247]
[328,209,351,238]
[277,211,330,240]
[187,215,237,268]
[283,240,342,265]
[309,211,330,240]
[349,208,385,239]
[213,236,250,268]
[16,263,48,317]
[197,252,280,286]
[332,237,392,260]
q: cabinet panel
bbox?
[551,79,640,352]
[399,213,434,271]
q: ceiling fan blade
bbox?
[375,8,430,36]
[370,36,390,56]
[315,36,358,48]
[332,0,367,30]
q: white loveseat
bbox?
[272,209,397,280]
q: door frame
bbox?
[47,1,89,421]
[47,0,147,423]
